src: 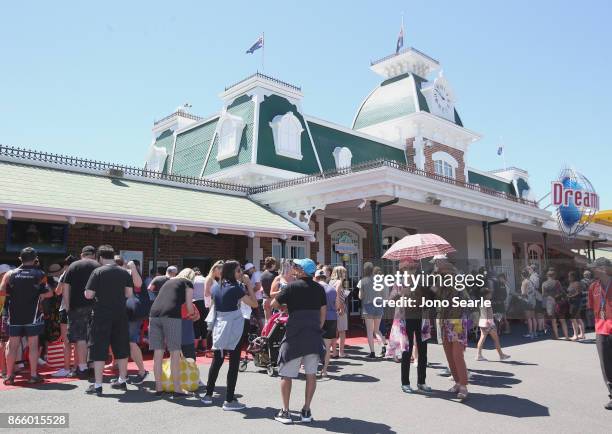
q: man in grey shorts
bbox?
[271,258,327,424]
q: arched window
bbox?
[216,112,245,160]
[333,147,353,169]
[431,151,458,179]
[269,112,304,160]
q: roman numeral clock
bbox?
[422,72,456,122]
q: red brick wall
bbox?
[423,140,466,182]
[405,137,416,169]
[0,222,251,273]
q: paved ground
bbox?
[1,329,610,433]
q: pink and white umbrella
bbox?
[382,233,455,261]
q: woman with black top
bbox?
[201,260,258,411]
[394,262,433,394]
[149,268,195,396]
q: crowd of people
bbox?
[0,245,610,419]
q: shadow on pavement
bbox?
[330,373,380,383]
[427,391,549,417]
[237,407,397,433]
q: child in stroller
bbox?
[239,311,288,376]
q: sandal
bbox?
[3,375,16,386]
[448,384,460,393]
[27,375,44,384]
[457,386,469,401]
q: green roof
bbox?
[172,118,218,177]
[468,170,516,196]
[353,73,463,129]
[202,95,254,176]
[308,120,406,171]
[256,94,320,174]
[0,161,303,234]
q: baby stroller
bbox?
[239,312,288,376]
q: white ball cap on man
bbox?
[244,263,255,272]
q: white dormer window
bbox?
[145,144,168,172]
[333,147,353,169]
[269,112,303,160]
[432,151,458,179]
[216,112,246,160]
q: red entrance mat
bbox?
[1,337,369,392]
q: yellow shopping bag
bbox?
[160,355,200,392]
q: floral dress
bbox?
[385,284,432,359]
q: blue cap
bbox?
[292,258,316,276]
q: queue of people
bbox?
[0,245,610,414]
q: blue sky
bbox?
[1,0,610,208]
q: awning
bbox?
[0,160,307,238]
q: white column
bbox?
[247,237,264,268]
[413,136,425,170]
[316,212,326,264]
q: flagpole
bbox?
[262,32,265,72]
[500,136,506,170]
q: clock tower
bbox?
[352,46,481,183]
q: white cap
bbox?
[0,264,11,274]
[244,263,255,271]
[167,265,178,274]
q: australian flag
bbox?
[396,24,404,54]
[246,35,264,54]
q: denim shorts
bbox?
[362,302,384,318]
[9,323,44,337]
[128,319,143,344]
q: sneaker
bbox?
[69,368,89,379]
[110,378,127,390]
[52,368,71,378]
[275,409,293,424]
[523,333,533,338]
[379,346,387,357]
[417,384,432,393]
[300,408,313,423]
[201,395,213,405]
[401,384,413,393]
[499,354,511,361]
[366,352,376,359]
[86,384,102,396]
[222,400,246,411]
[129,371,149,384]
[476,355,488,361]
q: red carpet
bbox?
[1,337,368,392]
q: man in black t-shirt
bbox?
[260,257,278,323]
[84,245,133,396]
[272,258,326,424]
[62,245,100,378]
[0,247,52,384]
[147,265,177,301]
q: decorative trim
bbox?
[327,220,367,238]
[269,112,304,160]
[432,151,459,170]
[332,147,353,169]
[382,226,409,240]
[215,112,246,161]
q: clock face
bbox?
[433,81,453,114]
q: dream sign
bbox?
[551,168,599,238]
